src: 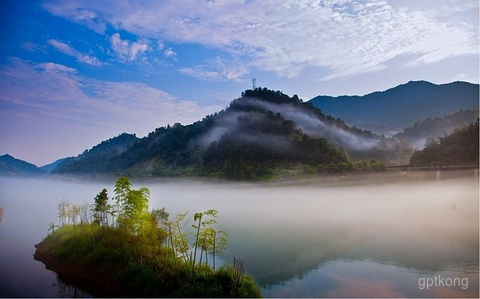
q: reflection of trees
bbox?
[0,206,3,222]
[221,220,479,287]
[52,276,90,298]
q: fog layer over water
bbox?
[0,173,478,297]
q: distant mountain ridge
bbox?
[41,157,73,172]
[309,81,479,135]
[51,88,413,179]
[0,154,46,177]
[52,133,139,174]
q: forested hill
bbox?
[394,109,479,149]
[0,154,46,177]
[52,133,139,174]
[53,88,413,179]
[410,120,479,165]
[309,81,479,135]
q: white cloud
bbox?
[163,47,177,59]
[0,58,221,136]
[42,0,478,80]
[179,57,248,82]
[110,33,149,62]
[48,39,102,66]
[157,41,165,50]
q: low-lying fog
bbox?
[0,171,478,297]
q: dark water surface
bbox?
[0,173,478,297]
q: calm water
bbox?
[0,173,478,297]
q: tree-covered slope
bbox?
[53,133,139,174]
[409,120,479,165]
[52,88,413,179]
[394,109,479,149]
[0,154,46,177]
[309,81,479,134]
[107,88,412,179]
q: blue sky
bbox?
[0,0,478,165]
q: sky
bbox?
[0,0,478,166]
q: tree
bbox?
[149,208,170,256]
[113,176,150,234]
[192,209,218,273]
[94,188,109,226]
[173,212,190,263]
[58,199,70,226]
[113,176,131,225]
[48,222,56,235]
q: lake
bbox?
[0,171,478,297]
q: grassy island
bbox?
[34,177,261,297]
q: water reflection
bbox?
[0,173,478,297]
[53,276,91,298]
[147,176,478,297]
[263,260,479,297]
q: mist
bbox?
[0,171,478,296]
[195,97,410,162]
[196,110,293,153]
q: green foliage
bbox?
[192,209,218,273]
[93,188,109,225]
[39,178,261,297]
[114,176,150,233]
[202,111,349,180]
[410,120,479,165]
[242,88,303,105]
[39,223,260,297]
[49,87,411,180]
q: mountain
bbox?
[309,81,479,135]
[54,88,413,180]
[0,154,46,177]
[52,133,139,174]
[41,157,74,173]
[394,109,479,149]
[410,120,479,165]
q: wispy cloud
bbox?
[110,33,149,62]
[42,0,478,80]
[163,47,177,59]
[42,2,107,34]
[20,41,44,52]
[48,39,102,66]
[0,58,221,136]
[179,57,248,82]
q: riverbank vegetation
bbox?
[35,177,261,297]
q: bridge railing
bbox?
[388,162,479,170]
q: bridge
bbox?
[388,162,479,170]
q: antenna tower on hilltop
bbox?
[252,78,257,89]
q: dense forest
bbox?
[409,120,479,165]
[35,177,261,297]
[50,88,413,180]
[394,110,479,148]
